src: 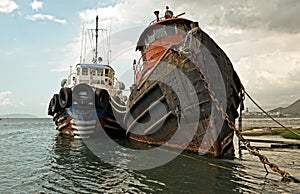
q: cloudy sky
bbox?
[0,0,299,117]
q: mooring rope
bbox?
[244,90,300,138]
[185,43,299,181]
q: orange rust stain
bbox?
[135,34,185,84]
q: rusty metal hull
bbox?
[125,30,242,158]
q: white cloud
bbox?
[25,13,66,24]
[53,0,166,73]
[30,0,43,12]
[0,0,18,13]
[59,0,197,74]
[0,91,12,106]
[235,51,300,108]
[49,36,81,72]
[206,0,300,33]
[212,29,300,108]
[56,1,300,109]
[78,0,169,30]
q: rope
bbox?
[184,43,296,180]
[244,90,300,138]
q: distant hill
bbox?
[269,99,300,116]
[0,114,39,118]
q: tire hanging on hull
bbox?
[73,83,94,105]
[95,88,109,111]
[59,87,72,108]
[51,94,62,113]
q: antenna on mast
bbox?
[95,15,99,64]
[107,19,112,65]
[79,25,85,63]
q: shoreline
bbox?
[241,126,300,140]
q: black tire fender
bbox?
[51,94,62,113]
[59,87,72,108]
[73,83,94,105]
[47,97,54,116]
[95,89,109,110]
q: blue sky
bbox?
[0,0,300,117]
[0,0,118,117]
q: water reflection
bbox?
[142,153,239,193]
[43,135,164,193]
[42,133,300,193]
[1,119,298,193]
[46,135,238,193]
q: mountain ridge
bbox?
[0,114,39,118]
[269,99,300,116]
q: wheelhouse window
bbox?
[176,23,188,34]
[104,69,109,77]
[166,24,176,35]
[144,38,149,49]
[77,68,80,75]
[139,22,191,51]
[155,27,165,40]
[97,68,103,76]
[92,69,96,76]
[82,67,88,75]
[148,31,155,45]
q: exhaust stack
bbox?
[154,11,159,22]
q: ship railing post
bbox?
[238,91,245,158]
[238,112,242,158]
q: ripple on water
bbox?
[0,118,300,193]
[39,135,165,193]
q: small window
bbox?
[155,27,165,40]
[166,24,176,35]
[82,67,88,75]
[97,68,103,76]
[105,69,109,77]
[148,31,155,44]
[92,69,96,76]
[176,23,186,34]
[77,68,80,75]
[144,38,149,48]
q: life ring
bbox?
[95,89,109,110]
[51,94,62,113]
[58,87,72,108]
[73,83,94,105]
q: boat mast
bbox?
[107,21,112,65]
[79,25,85,64]
[95,15,99,64]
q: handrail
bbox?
[149,16,166,25]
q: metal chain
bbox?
[188,51,292,178]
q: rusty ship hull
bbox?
[124,8,242,158]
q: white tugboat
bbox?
[48,16,127,138]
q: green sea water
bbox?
[0,118,299,193]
